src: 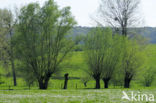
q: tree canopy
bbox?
[14,0,76,89]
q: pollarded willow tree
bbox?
[101,32,123,88]
[85,27,122,89]
[85,28,104,89]
[97,0,144,88]
[97,0,141,36]
[14,0,76,89]
[121,37,145,88]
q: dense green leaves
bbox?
[0,0,155,90]
[85,27,146,88]
[14,0,76,89]
[0,8,17,86]
[85,27,123,88]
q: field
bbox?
[0,45,156,103]
[0,89,156,103]
[0,0,156,102]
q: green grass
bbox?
[61,51,88,77]
[0,45,156,103]
[0,89,155,103]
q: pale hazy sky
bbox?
[0,0,156,27]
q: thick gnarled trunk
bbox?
[38,79,49,89]
[103,78,110,88]
[124,77,131,88]
[38,76,51,90]
[94,74,101,89]
[124,72,133,88]
[95,78,100,89]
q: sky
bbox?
[0,0,156,27]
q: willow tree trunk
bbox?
[124,78,131,88]
[11,58,16,86]
[103,78,110,88]
[95,76,100,89]
[38,77,50,89]
[95,78,100,89]
[94,74,101,89]
[38,73,51,90]
[9,29,17,86]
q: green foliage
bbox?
[84,27,125,88]
[121,37,146,78]
[141,66,156,87]
[0,8,18,86]
[80,76,91,87]
[0,0,155,92]
[85,27,108,77]
[13,0,76,89]
[0,9,11,65]
[85,27,123,79]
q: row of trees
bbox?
[0,0,78,89]
[84,0,156,89]
[85,27,145,89]
[0,0,155,90]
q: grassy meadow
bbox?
[0,44,156,103]
[0,89,156,103]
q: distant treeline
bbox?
[70,26,156,43]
